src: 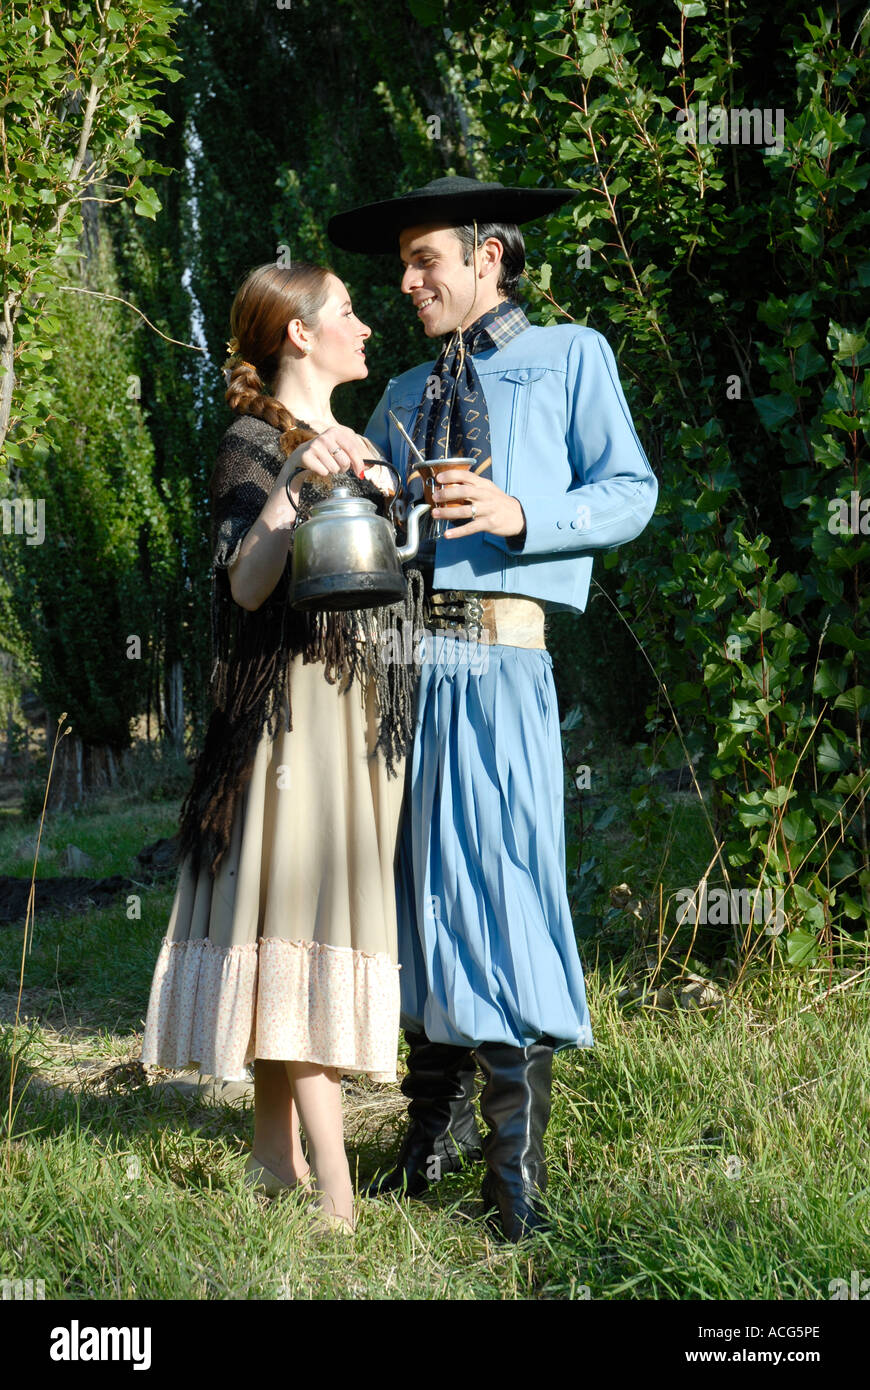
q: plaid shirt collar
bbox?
[458,300,531,354]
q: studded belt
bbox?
[423,590,547,649]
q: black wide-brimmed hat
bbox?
[326,175,575,255]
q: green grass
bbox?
[561,730,725,974]
[0,782,867,1299]
[0,793,180,882]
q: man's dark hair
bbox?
[451,222,526,301]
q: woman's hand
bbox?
[284,461,398,521]
[359,460,399,495]
[431,470,527,540]
[287,426,370,478]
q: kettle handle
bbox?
[374,461,403,517]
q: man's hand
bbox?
[431,470,526,541]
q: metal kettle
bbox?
[289,468,431,612]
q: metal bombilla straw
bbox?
[388,410,425,467]
[385,411,425,534]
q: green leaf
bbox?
[840,894,866,921]
[786,927,818,966]
[580,48,608,79]
[754,394,797,429]
[833,686,870,715]
[816,732,848,772]
[408,0,442,23]
[762,785,789,807]
[828,325,867,360]
[813,661,846,699]
[743,608,778,633]
[825,623,870,652]
[592,804,619,831]
[781,810,816,843]
[793,883,826,919]
[672,681,702,704]
[821,410,865,431]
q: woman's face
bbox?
[307,275,371,381]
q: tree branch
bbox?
[55,286,206,353]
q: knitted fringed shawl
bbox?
[177,413,425,881]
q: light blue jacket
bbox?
[364,323,659,615]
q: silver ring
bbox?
[471,502,477,520]
[329,446,342,455]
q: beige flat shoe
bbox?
[244,1152,313,1196]
[310,1208,356,1237]
[306,1189,357,1235]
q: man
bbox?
[327,176,658,1241]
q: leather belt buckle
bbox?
[429,589,465,622]
[426,590,493,643]
[463,594,486,642]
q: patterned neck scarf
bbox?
[410,299,531,470]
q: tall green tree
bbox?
[2,230,175,805]
[0,0,182,464]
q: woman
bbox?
[139,262,424,1232]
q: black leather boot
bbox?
[476,1039,554,1242]
[363,1028,484,1198]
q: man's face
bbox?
[398,223,499,337]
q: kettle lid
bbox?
[309,486,379,517]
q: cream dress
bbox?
[139,462,408,1084]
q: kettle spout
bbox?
[396,502,432,563]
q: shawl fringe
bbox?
[178,423,424,880]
